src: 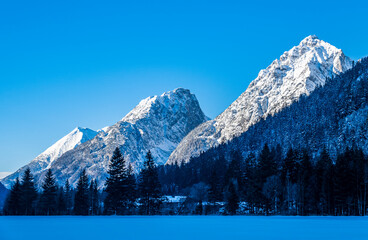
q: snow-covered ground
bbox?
[1,216,367,240]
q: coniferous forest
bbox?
[2,145,368,216]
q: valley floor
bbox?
[1,216,368,240]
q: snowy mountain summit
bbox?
[167,35,352,165]
[2,88,207,187]
[2,127,98,188]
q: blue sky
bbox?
[1,0,368,172]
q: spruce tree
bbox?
[20,168,38,215]
[225,181,239,215]
[243,153,260,214]
[334,149,353,215]
[225,151,243,187]
[256,144,277,212]
[258,144,277,183]
[208,154,227,210]
[4,178,21,215]
[138,150,163,215]
[64,179,73,215]
[262,175,282,214]
[297,150,313,215]
[315,148,334,215]
[57,186,66,215]
[74,169,90,215]
[281,148,299,184]
[126,164,137,214]
[39,169,58,215]
[280,148,300,215]
[89,179,99,215]
[208,168,221,203]
[104,147,129,214]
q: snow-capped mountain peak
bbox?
[1,88,208,188]
[40,127,98,163]
[47,88,208,187]
[167,36,352,165]
[1,127,98,188]
[122,88,195,124]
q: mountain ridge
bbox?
[191,57,368,164]
[1,88,208,188]
[2,127,98,188]
[167,35,352,165]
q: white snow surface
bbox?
[1,216,368,240]
[164,196,187,203]
[1,127,98,188]
[40,127,99,165]
[167,35,353,165]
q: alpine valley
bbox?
[1,35,365,192]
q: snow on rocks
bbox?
[2,88,208,188]
[167,35,352,165]
[2,127,98,188]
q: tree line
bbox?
[2,148,163,215]
[3,145,368,216]
[158,145,368,216]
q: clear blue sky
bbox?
[1,0,368,172]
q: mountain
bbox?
[1,127,98,188]
[16,88,208,188]
[167,35,352,165]
[0,181,9,210]
[192,57,368,163]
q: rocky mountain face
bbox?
[1,127,98,188]
[194,57,368,163]
[2,88,207,188]
[167,35,352,165]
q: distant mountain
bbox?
[167,35,352,165]
[0,181,8,210]
[191,57,368,163]
[8,88,208,188]
[1,127,98,188]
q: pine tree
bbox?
[257,144,277,213]
[244,153,261,214]
[258,144,277,183]
[39,169,58,215]
[208,168,221,203]
[225,181,239,215]
[138,150,163,215]
[225,151,243,188]
[20,168,38,215]
[315,148,334,215]
[262,175,282,214]
[4,178,21,215]
[352,148,366,216]
[57,186,66,215]
[64,179,73,215]
[335,149,354,215]
[126,164,137,214]
[104,147,129,214]
[280,148,300,215]
[74,169,90,215]
[89,179,99,215]
[297,150,314,215]
[208,155,226,206]
[282,148,299,184]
